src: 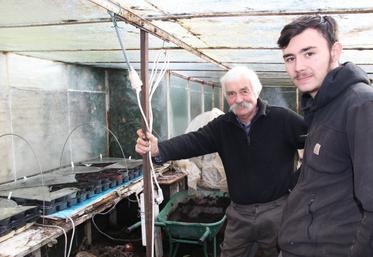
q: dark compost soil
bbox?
[167,195,230,223]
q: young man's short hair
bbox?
[277,15,339,49]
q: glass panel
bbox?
[170,76,188,136]
[151,79,168,141]
[190,82,202,120]
[214,87,220,109]
[67,91,107,163]
[108,69,141,158]
[204,86,213,112]
[260,87,297,112]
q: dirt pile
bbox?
[167,195,230,223]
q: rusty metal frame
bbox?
[140,30,154,257]
[170,71,218,87]
[88,0,229,71]
[145,8,373,20]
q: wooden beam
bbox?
[88,0,229,70]
[0,178,143,257]
[145,8,373,20]
[198,47,373,51]
[12,47,373,53]
[170,71,218,87]
[144,0,206,48]
[84,220,93,245]
[0,18,111,29]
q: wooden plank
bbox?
[84,220,92,245]
[0,179,143,257]
[145,8,373,20]
[31,249,41,257]
[157,172,187,186]
[0,226,60,257]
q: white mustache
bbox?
[230,101,253,113]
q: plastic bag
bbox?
[175,108,228,191]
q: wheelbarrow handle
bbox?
[199,227,211,243]
[126,221,141,233]
[155,221,166,227]
[126,221,166,233]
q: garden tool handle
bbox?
[126,221,141,233]
[199,227,211,243]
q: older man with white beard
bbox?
[135,66,307,257]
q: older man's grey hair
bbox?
[220,66,263,98]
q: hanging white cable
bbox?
[148,51,170,133]
[91,198,142,242]
[136,93,150,131]
[108,11,169,256]
[148,49,169,204]
[145,48,169,257]
[66,216,75,257]
[148,53,162,94]
[135,63,168,257]
[148,53,161,93]
[91,198,122,241]
[91,217,142,242]
[135,87,155,257]
[150,51,170,98]
[37,223,68,257]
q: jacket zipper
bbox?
[300,130,311,182]
[307,194,316,240]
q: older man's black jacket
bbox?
[158,99,306,204]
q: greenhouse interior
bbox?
[0,1,373,257]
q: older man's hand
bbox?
[135,129,160,157]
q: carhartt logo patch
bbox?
[313,143,321,155]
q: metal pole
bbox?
[220,87,225,111]
[166,71,172,139]
[140,29,153,257]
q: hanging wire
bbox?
[107,10,170,256]
[59,122,128,173]
[37,223,68,257]
[0,133,47,222]
[66,216,76,257]
[108,11,131,69]
[91,197,142,242]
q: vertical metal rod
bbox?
[84,220,93,245]
[140,29,153,257]
[104,70,110,155]
[166,71,172,139]
[211,86,215,108]
[220,87,225,111]
[201,83,205,112]
[187,80,191,123]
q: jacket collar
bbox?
[301,62,370,126]
[223,98,268,125]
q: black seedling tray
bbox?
[0,206,39,237]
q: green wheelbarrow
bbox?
[156,190,229,257]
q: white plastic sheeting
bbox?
[0,0,372,86]
[174,108,228,191]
